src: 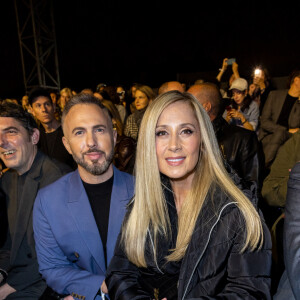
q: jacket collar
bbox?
[67,166,133,272]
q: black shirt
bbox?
[277,94,298,128]
[82,175,114,267]
[38,125,76,170]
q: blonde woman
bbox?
[106,91,271,299]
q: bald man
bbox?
[188,82,265,191]
[158,81,185,95]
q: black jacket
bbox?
[0,151,71,297]
[213,116,265,190]
[106,173,272,300]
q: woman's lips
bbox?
[165,157,185,166]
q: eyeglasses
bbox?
[117,91,125,96]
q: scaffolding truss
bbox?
[14,0,60,93]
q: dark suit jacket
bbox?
[0,150,71,296]
[0,188,7,248]
[259,89,300,140]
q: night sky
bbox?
[1,0,300,99]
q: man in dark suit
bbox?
[0,102,70,299]
[259,70,300,168]
[33,93,135,300]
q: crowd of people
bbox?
[0,59,300,299]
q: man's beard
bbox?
[73,148,114,176]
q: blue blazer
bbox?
[33,166,134,300]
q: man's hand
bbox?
[0,283,16,300]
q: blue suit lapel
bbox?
[67,171,106,273]
[106,167,133,265]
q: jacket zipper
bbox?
[181,201,238,300]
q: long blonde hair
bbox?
[122,91,263,267]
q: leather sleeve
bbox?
[238,131,264,190]
[106,233,152,300]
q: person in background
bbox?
[101,99,136,174]
[259,69,300,169]
[223,78,260,132]
[29,87,76,169]
[58,87,73,112]
[158,81,184,95]
[216,57,240,99]
[248,67,274,113]
[188,82,265,191]
[124,85,156,140]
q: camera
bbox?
[227,58,236,65]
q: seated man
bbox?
[259,70,300,168]
[29,87,76,169]
[0,102,70,299]
[33,93,135,299]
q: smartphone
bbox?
[254,68,262,77]
[227,58,236,65]
[225,106,232,112]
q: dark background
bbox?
[1,0,300,99]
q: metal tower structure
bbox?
[14,0,60,93]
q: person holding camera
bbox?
[223,78,260,132]
[248,67,273,113]
[216,58,240,98]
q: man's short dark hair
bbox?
[28,87,52,106]
[0,102,38,135]
[288,69,300,87]
[61,93,113,128]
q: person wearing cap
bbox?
[223,78,260,132]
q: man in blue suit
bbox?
[33,93,134,300]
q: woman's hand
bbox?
[227,108,242,120]
[232,62,240,79]
[227,109,247,124]
[221,58,228,71]
[101,280,108,293]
